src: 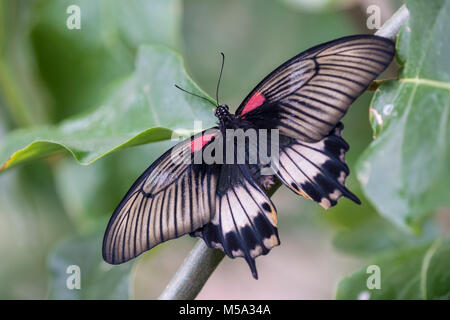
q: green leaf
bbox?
[48,233,132,299]
[357,0,450,231]
[333,218,439,257]
[336,244,428,299]
[30,0,181,120]
[0,45,216,171]
[336,237,450,300]
[422,237,450,299]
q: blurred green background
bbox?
[0,0,449,299]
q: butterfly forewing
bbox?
[236,35,395,142]
[102,129,221,264]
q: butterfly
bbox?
[102,35,395,279]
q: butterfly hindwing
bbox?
[236,35,395,142]
[102,129,221,264]
[193,163,279,279]
[273,122,359,209]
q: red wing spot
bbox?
[190,133,216,153]
[241,91,266,115]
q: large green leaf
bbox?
[0,45,216,171]
[333,217,438,257]
[48,233,132,299]
[423,237,450,299]
[30,0,181,121]
[336,237,450,300]
[357,0,450,231]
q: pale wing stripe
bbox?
[322,45,394,56]
[278,150,313,192]
[316,40,392,53]
[133,192,146,258]
[278,158,308,191]
[111,195,136,261]
[181,176,189,233]
[283,146,330,199]
[293,92,348,113]
[279,103,335,127]
[231,189,267,258]
[148,193,158,248]
[306,83,356,99]
[265,74,313,101]
[108,189,139,249]
[160,188,169,242]
[145,195,155,249]
[126,193,141,260]
[317,56,384,71]
[243,183,276,227]
[335,53,388,66]
[188,172,194,231]
[316,72,367,87]
[289,145,349,194]
[218,197,230,255]
[175,179,184,236]
[318,68,373,83]
[263,68,314,97]
[278,118,318,141]
[279,105,334,139]
[226,193,245,258]
[336,47,394,58]
[313,76,363,91]
[231,187,261,243]
[282,147,316,186]
[295,141,349,173]
[318,63,378,76]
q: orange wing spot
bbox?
[190,133,216,153]
[298,190,311,200]
[270,209,277,224]
[241,91,266,115]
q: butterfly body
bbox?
[103,35,395,279]
[214,104,232,122]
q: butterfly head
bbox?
[214,104,230,121]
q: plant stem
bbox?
[158,4,410,300]
[374,4,409,39]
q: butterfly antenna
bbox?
[174,85,216,107]
[215,52,225,107]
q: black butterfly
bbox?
[102,35,395,279]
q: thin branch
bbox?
[158,4,410,301]
[374,4,409,39]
